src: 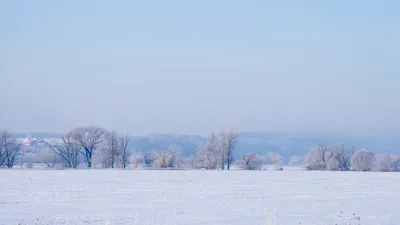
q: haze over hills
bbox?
[12,131,400,159]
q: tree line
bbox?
[1,127,400,172]
[303,142,400,172]
[0,126,129,169]
[0,126,241,170]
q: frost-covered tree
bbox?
[218,130,238,170]
[326,157,341,171]
[194,134,219,169]
[130,152,143,168]
[376,153,400,172]
[333,146,353,171]
[351,149,374,172]
[265,152,284,170]
[390,155,400,172]
[304,146,327,170]
[326,144,353,171]
[101,131,132,169]
[376,153,392,172]
[154,147,179,169]
[118,133,131,169]
[104,130,119,168]
[236,152,263,170]
[304,143,336,171]
[130,151,155,168]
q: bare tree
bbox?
[50,133,81,168]
[36,148,60,168]
[0,131,22,168]
[4,142,22,168]
[70,126,106,168]
[236,152,263,170]
[218,130,238,170]
[93,131,131,169]
[118,133,131,169]
[351,149,374,172]
[105,130,119,168]
[194,134,219,169]
[154,147,179,169]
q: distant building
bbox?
[22,137,32,146]
[38,138,46,145]
[20,135,49,147]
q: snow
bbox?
[1,169,400,225]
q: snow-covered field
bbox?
[1,169,400,225]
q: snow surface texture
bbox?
[1,170,400,225]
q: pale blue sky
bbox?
[0,1,399,135]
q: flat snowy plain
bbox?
[1,169,400,225]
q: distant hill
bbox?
[14,132,400,159]
[235,132,400,158]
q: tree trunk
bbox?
[85,148,92,168]
[20,148,25,168]
[122,152,126,169]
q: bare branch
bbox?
[49,133,81,168]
